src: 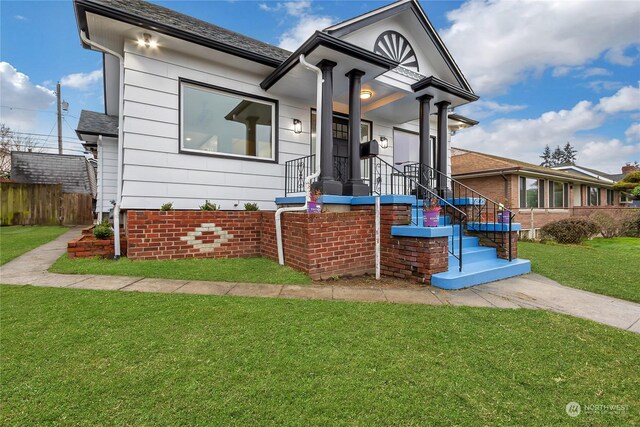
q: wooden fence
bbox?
[0,182,93,226]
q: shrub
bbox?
[160,202,173,211]
[93,220,114,240]
[622,211,640,237]
[589,211,619,238]
[244,202,259,211]
[632,185,640,200]
[541,218,599,244]
[200,200,219,211]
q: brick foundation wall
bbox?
[67,226,127,259]
[127,211,262,260]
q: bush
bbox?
[160,202,173,211]
[589,211,619,238]
[200,200,219,211]
[93,220,114,240]
[244,202,259,211]
[622,211,640,237]
[541,218,599,244]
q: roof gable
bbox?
[324,0,473,93]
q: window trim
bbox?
[548,180,568,208]
[178,78,279,164]
[587,186,601,206]
[519,176,544,209]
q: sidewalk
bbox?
[2,227,639,333]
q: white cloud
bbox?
[625,123,640,142]
[597,85,640,114]
[586,80,624,93]
[453,86,640,172]
[260,0,334,51]
[456,100,527,120]
[278,15,335,51]
[581,67,612,78]
[14,15,27,21]
[552,66,572,77]
[605,45,639,66]
[442,0,640,95]
[0,62,55,131]
[60,69,102,90]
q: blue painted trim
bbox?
[351,195,415,205]
[467,222,522,232]
[276,194,415,206]
[440,197,485,206]
[391,225,453,238]
[275,196,306,205]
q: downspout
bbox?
[80,30,124,259]
[97,135,104,223]
[275,54,322,265]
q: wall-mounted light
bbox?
[137,33,158,48]
[379,136,389,149]
[293,119,302,134]
[360,90,373,100]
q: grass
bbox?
[1,285,638,426]
[0,225,69,265]
[519,237,640,303]
[50,255,311,285]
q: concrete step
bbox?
[448,246,497,265]
[431,258,532,290]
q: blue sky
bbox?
[1,0,639,172]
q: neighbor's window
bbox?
[606,189,615,205]
[588,186,601,206]
[180,81,276,161]
[620,192,631,203]
[548,181,569,208]
[520,177,544,208]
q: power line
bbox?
[0,105,79,120]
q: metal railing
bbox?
[370,157,466,271]
[405,163,514,261]
[284,155,350,195]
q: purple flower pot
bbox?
[308,201,321,214]
[498,211,510,223]
[423,210,440,227]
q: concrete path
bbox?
[2,227,639,334]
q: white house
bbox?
[73,0,531,287]
[75,0,478,216]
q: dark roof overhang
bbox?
[412,76,479,103]
[261,31,397,91]
[74,0,289,68]
[449,113,479,127]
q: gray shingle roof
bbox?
[76,110,118,137]
[11,152,95,195]
[77,0,291,64]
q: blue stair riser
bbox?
[448,247,497,265]
[431,259,532,290]
[448,236,480,249]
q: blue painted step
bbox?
[431,258,532,290]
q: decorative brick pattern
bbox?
[127,211,261,260]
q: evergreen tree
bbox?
[540,145,552,167]
[562,142,577,164]
[551,146,564,166]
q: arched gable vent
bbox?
[373,30,419,72]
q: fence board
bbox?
[1,182,93,225]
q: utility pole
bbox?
[56,82,63,155]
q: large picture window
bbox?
[588,186,601,206]
[548,181,569,208]
[519,177,544,208]
[180,80,277,162]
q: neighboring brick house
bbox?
[451,148,632,238]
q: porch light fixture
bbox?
[137,33,157,49]
[293,119,302,134]
[379,136,389,149]
[360,90,373,100]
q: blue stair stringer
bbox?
[409,205,531,290]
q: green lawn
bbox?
[50,255,311,285]
[519,237,639,303]
[1,285,637,426]
[0,226,69,265]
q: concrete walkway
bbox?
[2,227,639,334]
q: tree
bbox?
[0,124,43,178]
[540,145,552,167]
[562,142,577,164]
[551,146,564,166]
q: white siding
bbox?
[120,41,311,211]
[97,137,118,216]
